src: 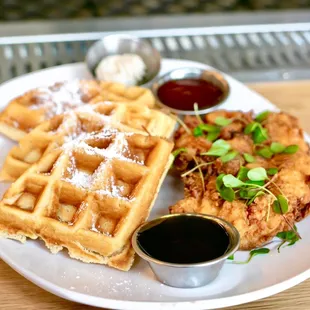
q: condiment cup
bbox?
[152,67,230,115]
[132,213,240,288]
[85,34,161,86]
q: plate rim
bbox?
[1,240,309,310]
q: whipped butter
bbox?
[95,54,146,86]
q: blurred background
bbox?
[1,0,310,20]
[1,1,310,84]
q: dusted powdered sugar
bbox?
[65,167,93,189]
[28,81,95,119]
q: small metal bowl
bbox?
[152,67,230,115]
[132,213,239,288]
[85,34,161,86]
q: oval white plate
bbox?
[0,59,309,310]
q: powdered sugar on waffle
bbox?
[61,130,140,163]
[28,81,94,119]
[59,129,143,196]
[63,163,93,189]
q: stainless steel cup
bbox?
[132,213,240,288]
[151,67,230,115]
[85,34,161,86]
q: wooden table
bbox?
[1,80,310,310]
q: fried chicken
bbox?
[264,112,309,152]
[170,110,310,250]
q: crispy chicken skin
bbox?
[170,110,310,250]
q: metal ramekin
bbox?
[151,67,230,115]
[85,34,161,86]
[132,213,240,288]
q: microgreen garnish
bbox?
[239,188,257,199]
[283,144,299,154]
[193,155,205,193]
[244,122,268,144]
[247,167,268,181]
[193,103,203,124]
[216,173,225,191]
[181,162,213,178]
[246,248,270,263]
[227,254,234,260]
[273,194,289,214]
[171,115,191,135]
[270,142,286,154]
[244,122,258,134]
[253,126,268,144]
[220,150,239,163]
[223,175,244,188]
[243,153,255,163]
[247,190,264,205]
[255,111,270,123]
[216,167,290,212]
[216,174,235,202]
[214,116,232,127]
[193,124,220,137]
[207,131,220,142]
[255,143,299,159]
[193,126,203,137]
[234,248,270,264]
[245,180,265,186]
[254,142,299,160]
[256,147,273,159]
[277,226,300,253]
[267,167,278,175]
[201,139,231,157]
[237,167,249,181]
[219,186,236,202]
[172,148,187,158]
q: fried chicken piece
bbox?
[265,112,309,152]
[170,110,310,250]
[205,110,253,125]
[170,197,198,214]
[183,173,204,199]
[173,111,255,173]
[205,110,253,140]
[228,134,254,154]
[271,151,310,174]
[174,111,252,148]
[174,134,211,153]
[214,156,243,175]
[173,135,212,172]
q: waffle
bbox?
[0,101,176,182]
[0,80,155,141]
[0,127,174,271]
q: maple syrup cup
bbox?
[132,213,240,288]
[152,67,230,115]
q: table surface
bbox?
[0,80,310,310]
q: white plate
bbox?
[0,59,309,310]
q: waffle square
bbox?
[0,129,173,271]
[0,101,176,182]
